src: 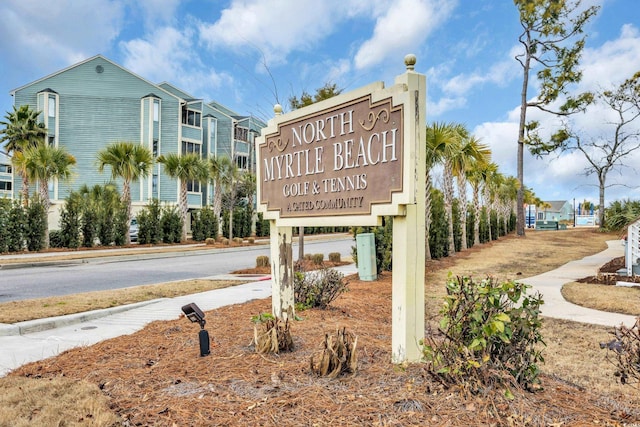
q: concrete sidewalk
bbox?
[0,242,637,377]
[521,239,637,328]
[0,264,357,377]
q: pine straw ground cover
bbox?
[4,229,640,426]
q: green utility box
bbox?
[356,233,377,281]
[536,220,559,231]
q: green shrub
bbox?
[294,267,347,310]
[192,206,218,241]
[81,206,98,248]
[25,197,47,251]
[311,253,324,265]
[59,195,81,249]
[328,252,341,263]
[161,206,182,243]
[0,199,9,253]
[48,230,65,248]
[423,275,545,392]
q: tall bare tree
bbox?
[514,0,599,236]
[547,72,640,228]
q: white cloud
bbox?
[354,0,457,70]
[472,24,640,205]
[121,27,232,98]
[0,0,124,71]
[198,0,347,65]
[428,96,466,117]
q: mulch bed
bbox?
[577,256,640,285]
[10,272,638,426]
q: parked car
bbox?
[129,218,139,242]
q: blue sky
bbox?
[1,0,639,207]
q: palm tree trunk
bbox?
[424,172,433,260]
[483,184,493,242]
[122,180,132,245]
[472,184,480,246]
[443,160,456,255]
[213,182,223,237]
[180,182,189,241]
[39,182,50,249]
[21,174,30,207]
[457,174,468,251]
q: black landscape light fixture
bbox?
[181,302,210,357]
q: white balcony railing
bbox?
[627,219,640,276]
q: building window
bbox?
[153,139,159,157]
[187,180,201,193]
[153,100,159,122]
[48,95,56,118]
[236,155,248,170]
[182,140,202,156]
[48,136,55,146]
[182,108,201,127]
[0,181,11,191]
[152,174,158,196]
[234,126,249,142]
[0,165,11,174]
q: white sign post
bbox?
[256,55,426,362]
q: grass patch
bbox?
[0,377,120,427]
[562,281,640,315]
[0,279,244,324]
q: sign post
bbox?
[256,55,426,362]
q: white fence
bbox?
[627,219,640,276]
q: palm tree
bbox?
[0,105,48,204]
[221,159,241,241]
[97,142,153,244]
[450,128,491,250]
[209,156,231,237]
[483,168,504,241]
[468,161,498,246]
[157,153,209,241]
[426,122,461,256]
[240,172,257,236]
[14,144,76,248]
[497,176,520,236]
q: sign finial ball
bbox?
[274,104,283,116]
[404,54,416,71]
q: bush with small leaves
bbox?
[294,267,347,310]
[328,252,341,263]
[423,275,545,392]
[312,253,324,265]
[205,237,216,245]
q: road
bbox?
[0,237,354,303]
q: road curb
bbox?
[0,299,168,337]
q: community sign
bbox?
[257,81,415,226]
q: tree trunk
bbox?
[516,49,531,237]
[180,182,189,241]
[443,160,456,255]
[122,180,132,245]
[457,174,468,250]
[424,173,432,260]
[39,181,50,249]
[598,174,606,228]
[298,226,304,261]
[472,184,480,246]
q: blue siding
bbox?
[9,55,264,211]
